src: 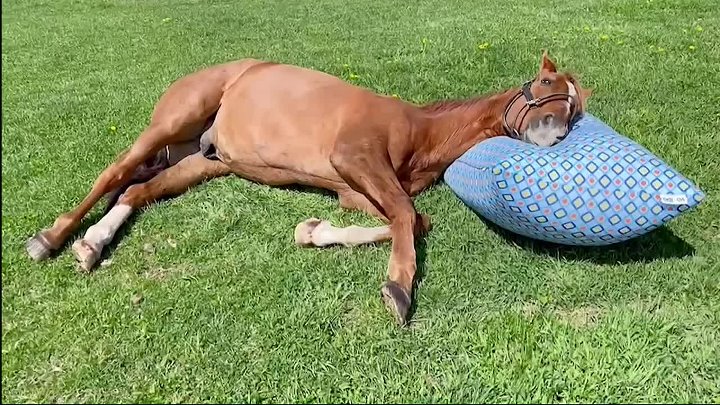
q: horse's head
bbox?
[503,51,593,147]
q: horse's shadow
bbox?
[46,181,693,327]
[94,204,692,272]
[473,213,695,264]
[407,236,428,322]
[251,184,435,322]
[404,211,695,322]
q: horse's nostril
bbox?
[543,113,555,125]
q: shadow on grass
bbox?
[278,184,434,325]
[36,199,147,270]
[37,208,117,263]
[407,235,428,324]
[474,213,696,265]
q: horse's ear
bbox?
[540,50,557,73]
[577,85,593,111]
[567,73,592,109]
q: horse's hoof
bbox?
[71,239,101,272]
[26,232,53,261]
[381,281,411,326]
[294,218,323,247]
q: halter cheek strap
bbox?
[521,80,538,108]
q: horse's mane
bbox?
[421,71,585,115]
[420,97,484,114]
[421,87,516,113]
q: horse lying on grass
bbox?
[26,51,591,326]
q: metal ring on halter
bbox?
[502,78,578,141]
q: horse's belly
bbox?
[219,146,342,188]
[215,122,341,182]
[214,72,349,188]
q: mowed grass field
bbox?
[2,0,719,402]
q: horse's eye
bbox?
[541,78,552,85]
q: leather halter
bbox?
[502,79,578,140]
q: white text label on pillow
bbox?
[660,194,689,205]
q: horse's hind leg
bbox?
[72,152,231,271]
[26,78,224,262]
[25,127,166,261]
[25,125,180,261]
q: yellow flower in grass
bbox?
[478,42,491,50]
[421,38,429,52]
[695,25,703,32]
[349,73,360,80]
[109,125,117,132]
[689,45,697,51]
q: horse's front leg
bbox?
[294,213,431,248]
[294,219,391,247]
[328,137,428,326]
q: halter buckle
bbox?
[526,98,540,108]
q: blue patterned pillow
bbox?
[444,113,705,246]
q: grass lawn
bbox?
[2,0,719,402]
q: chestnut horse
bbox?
[26,51,591,325]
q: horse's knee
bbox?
[386,194,417,223]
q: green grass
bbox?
[2,0,720,402]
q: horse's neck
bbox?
[413,88,517,171]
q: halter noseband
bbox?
[502,79,578,140]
